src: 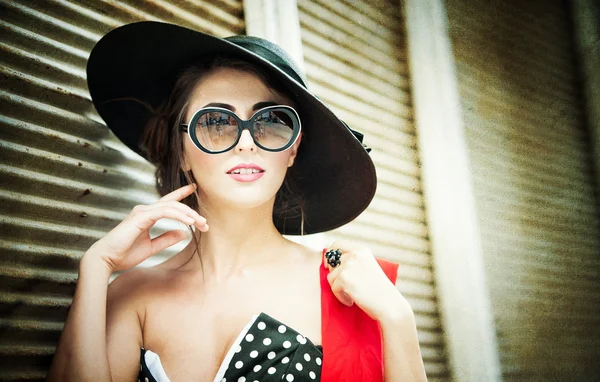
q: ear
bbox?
[288,132,302,167]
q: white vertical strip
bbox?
[401,1,501,381]
[572,0,600,198]
[244,0,277,39]
[243,0,305,70]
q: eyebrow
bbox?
[201,101,280,112]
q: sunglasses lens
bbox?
[253,109,297,150]
[194,111,239,151]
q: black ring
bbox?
[325,249,342,268]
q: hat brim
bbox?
[87,21,376,235]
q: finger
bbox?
[327,267,354,306]
[327,261,344,278]
[324,242,351,272]
[159,183,197,203]
[141,200,208,233]
[150,229,189,255]
[330,276,354,307]
[132,206,197,231]
[150,200,207,226]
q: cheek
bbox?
[184,140,215,169]
[183,141,215,179]
[273,152,295,174]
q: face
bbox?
[182,67,301,212]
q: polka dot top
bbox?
[138,312,322,381]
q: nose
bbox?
[235,128,257,152]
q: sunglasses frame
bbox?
[180,105,302,154]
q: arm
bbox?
[47,184,207,380]
[46,255,141,381]
[379,295,427,382]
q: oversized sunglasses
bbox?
[180,105,301,154]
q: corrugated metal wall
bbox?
[0,1,244,380]
[446,0,600,380]
[297,0,450,379]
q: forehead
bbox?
[186,67,294,118]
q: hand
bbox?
[324,240,412,322]
[85,184,208,272]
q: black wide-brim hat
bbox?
[87,21,376,235]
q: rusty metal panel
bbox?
[0,0,244,379]
[297,0,451,379]
[446,0,600,380]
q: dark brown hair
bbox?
[140,56,305,229]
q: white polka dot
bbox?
[278,325,287,333]
[250,350,258,358]
[295,363,303,371]
[304,353,311,362]
[263,337,272,346]
[286,374,294,381]
[296,334,307,344]
[235,345,242,353]
[268,367,277,374]
[268,351,276,359]
[316,357,322,365]
[145,378,149,382]
[221,379,226,382]
[238,378,246,382]
[283,340,291,348]
[309,371,316,380]
[282,356,290,364]
[235,360,244,369]
[257,321,266,330]
[253,365,262,372]
[245,333,254,342]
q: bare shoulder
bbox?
[107,265,180,314]
[284,239,323,270]
[104,266,184,379]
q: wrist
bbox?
[376,287,416,329]
[79,250,114,279]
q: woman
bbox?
[47,22,426,381]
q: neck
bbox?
[191,200,288,281]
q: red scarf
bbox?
[320,252,399,382]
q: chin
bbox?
[203,183,279,211]
[235,186,279,207]
[223,195,277,211]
